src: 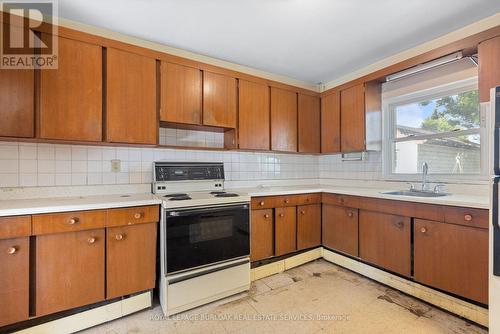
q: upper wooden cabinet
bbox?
[238,80,270,150]
[298,94,320,153]
[321,91,341,153]
[271,87,297,152]
[40,36,102,141]
[161,62,202,125]
[203,71,237,128]
[340,84,365,152]
[106,48,157,144]
[478,35,500,102]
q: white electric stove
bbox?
[153,162,251,316]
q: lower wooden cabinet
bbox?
[275,207,297,256]
[106,223,157,299]
[322,204,358,256]
[414,219,488,304]
[0,237,29,327]
[297,204,321,250]
[359,210,411,277]
[35,229,105,316]
[250,209,274,262]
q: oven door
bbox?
[165,203,250,274]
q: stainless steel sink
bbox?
[382,190,449,197]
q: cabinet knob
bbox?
[87,237,96,244]
[464,214,473,221]
[347,211,353,217]
[7,246,17,255]
[115,234,124,241]
[396,221,404,229]
[306,198,310,202]
[340,198,345,204]
[264,214,270,219]
[259,201,265,206]
[279,213,284,218]
[300,210,306,215]
[284,199,289,204]
[68,217,79,225]
[134,212,142,219]
[420,227,427,234]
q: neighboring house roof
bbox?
[397,125,480,150]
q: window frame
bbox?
[382,76,488,183]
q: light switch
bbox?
[111,159,121,173]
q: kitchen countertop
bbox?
[234,184,490,209]
[0,193,162,217]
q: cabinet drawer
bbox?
[107,205,159,227]
[322,193,360,208]
[0,216,31,239]
[251,193,320,209]
[443,206,488,229]
[32,210,106,235]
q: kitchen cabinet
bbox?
[39,35,102,141]
[340,84,365,152]
[203,71,237,128]
[34,228,105,316]
[322,204,358,256]
[297,204,321,250]
[321,91,341,153]
[478,35,500,102]
[359,210,411,276]
[414,219,488,304]
[238,80,270,150]
[106,48,157,144]
[250,209,274,261]
[275,207,297,256]
[161,62,202,125]
[106,222,157,299]
[298,94,321,153]
[0,215,31,327]
[271,87,297,152]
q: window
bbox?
[383,78,487,180]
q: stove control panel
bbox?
[154,162,224,182]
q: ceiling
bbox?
[57,0,500,85]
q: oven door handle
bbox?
[167,204,249,217]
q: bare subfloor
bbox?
[82,260,486,334]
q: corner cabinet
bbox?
[322,204,358,257]
[298,94,321,153]
[238,80,270,150]
[321,91,341,153]
[106,48,158,144]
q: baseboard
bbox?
[321,248,488,327]
[13,292,152,334]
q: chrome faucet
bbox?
[421,162,429,191]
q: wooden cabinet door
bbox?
[160,62,202,125]
[297,204,321,250]
[478,36,500,102]
[238,80,270,150]
[322,204,358,256]
[106,223,157,299]
[275,207,296,256]
[320,91,340,153]
[250,209,274,261]
[0,237,29,327]
[271,87,297,152]
[203,71,237,128]
[298,94,320,153]
[359,210,411,276]
[35,229,105,316]
[40,36,102,141]
[340,84,365,152]
[106,48,157,144]
[414,219,488,304]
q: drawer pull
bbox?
[7,246,17,255]
[347,211,353,217]
[115,234,124,241]
[264,214,270,219]
[284,199,289,204]
[464,214,473,221]
[134,212,142,219]
[279,213,284,218]
[68,217,79,225]
[420,227,427,234]
[259,201,265,206]
[300,210,306,215]
[87,237,96,244]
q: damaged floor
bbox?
[82,260,486,334]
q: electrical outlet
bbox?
[111,159,121,173]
